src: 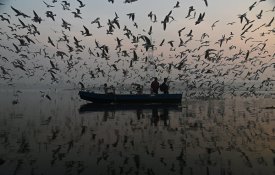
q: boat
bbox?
[78,91,182,104]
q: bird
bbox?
[139,35,154,51]
[178,27,185,37]
[91,17,100,24]
[81,25,92,36]
[61,19,71,31]
[186,29,193,37]
[11,6,30,18]
[66,44,74,52]
[45,11,56,21]
[256,10,263,19]
[161,10,173,30]
[13,43,21,53]
[43,1,55,8]
[124,0,138,3]
[249,1,257,11]
[115,37,123,49]
[77,0,85,8]
[48,36,55,47]
[45,94,51,100]
[61,1,70,6]
[173,1,180,8]
[167,40,174,47]
[18,38,29,47]
[126,13,135,21]
[75,8,81,14]
[18,18,28,29]
[159,39,165,46]
[0,15,10,24]
[195,12,205,25]
[266,17,274,27]
[147,26,152,35]
[203,0,208,7]
[32,10,42,23]
[186,6,195,18]
[72,11,82,19]
[211,20,219,30]
[241,24,253,35]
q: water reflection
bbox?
[79,103,181,127]
[0,90,275,175]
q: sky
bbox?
[0,0,274,90]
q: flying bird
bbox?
[77,0,85,8]
[32,10,42,23]
[0,15,10,24]
[48,36,55,47]
[173,1,180,8]
[81,25,92,36]
[186,6,195,18]
[11,6,30,18]
[203,0,208,7]
[195,12,205,25]
[126,13,135,21]
[161,10,173,30]
[211,20,219,30]
[72,11,82,18]
[249,1,257,11]
[266,17,274,27]
[178,27,185,37]
[46,11,56,21]
[43,1,55,8]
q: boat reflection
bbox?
[79,103,182,126]
[79,103,181,113]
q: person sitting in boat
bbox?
[104,83,115,94]
[160,78,169,94]
[151,77,159,94]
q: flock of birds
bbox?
[0,0,274,97]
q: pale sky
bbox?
[0,0,274,89]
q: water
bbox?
[0,89,275,175]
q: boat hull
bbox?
[79,91,182,104]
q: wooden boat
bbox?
[78,91,182,104]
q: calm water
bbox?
[0,89,275,175]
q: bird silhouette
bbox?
[81,25,92,36]
[43,1,55,8]
[203,0,208,7]
[61,19,71,31]
[161,10,173,30]
[173,1,180,8]
[46,11,56,21]
[48,36,55,47]
[0,15,10,24]
[32,10,42,23]
[195,12,205,25]
[11,6,30,18]
[77,0,85,8]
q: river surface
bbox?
[0,89,275,175]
